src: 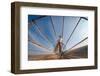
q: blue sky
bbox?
[28,15,88,55]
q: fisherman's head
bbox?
[59,35,62,38]
[59,35,63,42]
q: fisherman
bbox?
[54,36,64,59]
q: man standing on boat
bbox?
[54,36,64,59]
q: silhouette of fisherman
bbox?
[54,36,64,59]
